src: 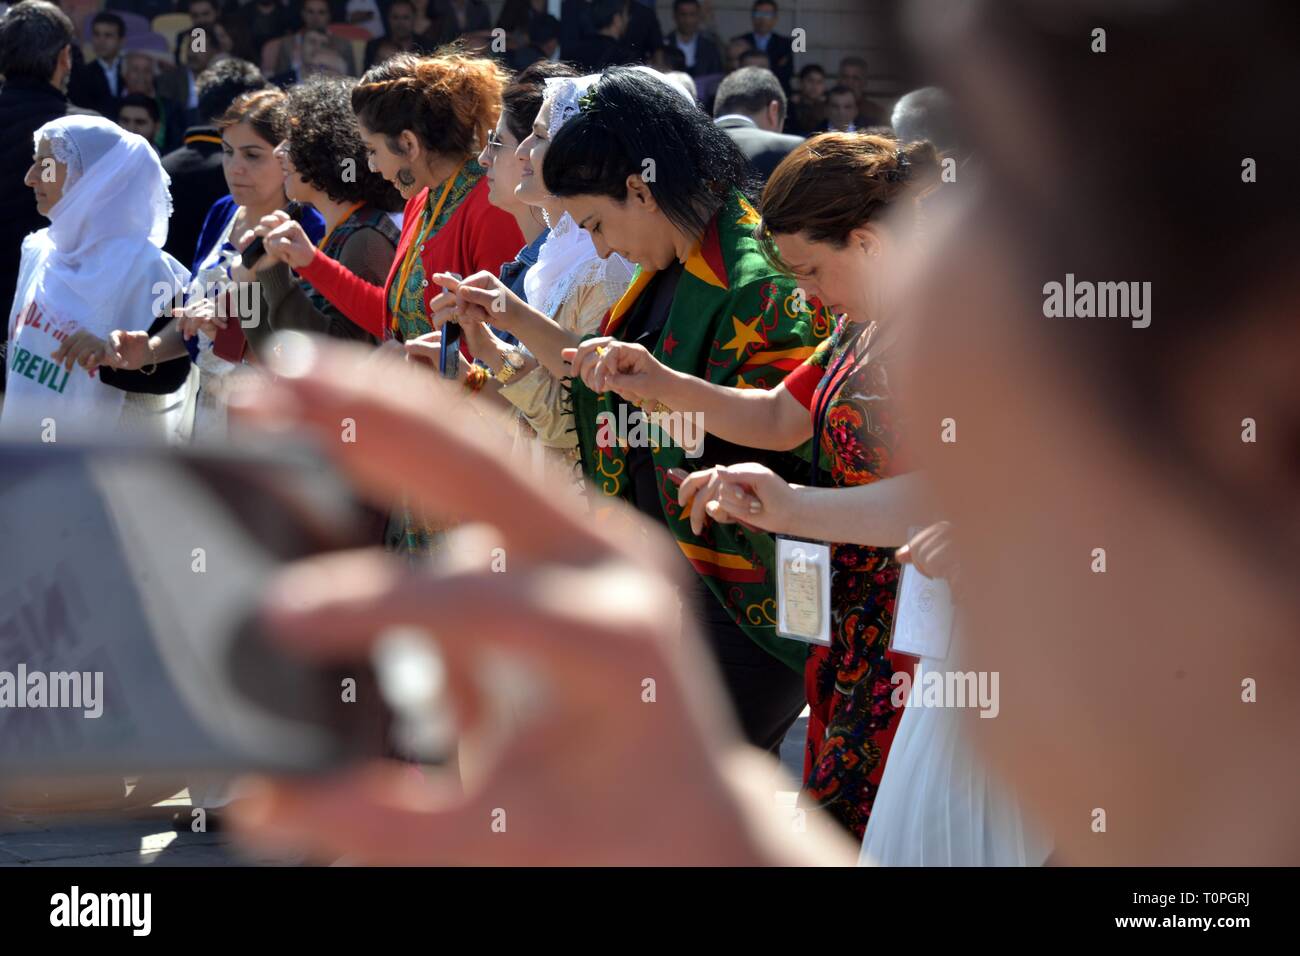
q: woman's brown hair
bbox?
[216,88,289,146]
[757,133,939,272]
[351,48,509,161]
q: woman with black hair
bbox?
[233,75,404,354]
[435,66,835,753]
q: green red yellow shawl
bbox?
[571,191,835,673]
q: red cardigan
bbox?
[297,176,524,341]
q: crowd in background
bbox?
[27,0,880,148]
[2,0,889,358]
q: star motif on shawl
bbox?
[722,315,766,361]
[736,195,762,227]
[662,331,679,357]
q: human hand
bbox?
[50,329,108,372]
[674,463,800,537]
[561,339,667,406]
[223,337,853,866]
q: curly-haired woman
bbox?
[233,75,405,355]
[248,50,525,554]
[251,50,525,348]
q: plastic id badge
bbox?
[775,536,832,646]
[889,561,955,661]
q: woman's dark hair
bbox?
[542,66,756,240]
[217,88,289,145]
[757,132,938,271]
[0,0,74,83]
[500,59,578,142]
[351,48,509,160]
[286,75,403,211]
[196,57,268,125]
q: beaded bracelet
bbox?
[464,363,489,393]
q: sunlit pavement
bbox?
[0,710,810,866]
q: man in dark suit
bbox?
[620,0,661,62]
[712,66,803,183]
[664,0,722,79]
[161,57,268,267]
[564,0,635,73]
[0,0,95,395]
[68,11,127,116]
[732,0,793,93]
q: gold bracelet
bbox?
[140,341,157,375]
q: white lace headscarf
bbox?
[38,115,173,254]
[543,66,697,140]
[26,115,187,340]
[523,72,669,321]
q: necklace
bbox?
[316,202,365,251]
[390,162,465,332]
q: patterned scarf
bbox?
[570,190,835,672]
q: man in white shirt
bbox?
[731,0,793,92]
[665,0,721,78]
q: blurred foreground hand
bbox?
[226,337,854,866]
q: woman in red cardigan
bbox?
[256,50,524,553]
[256,50,524,348]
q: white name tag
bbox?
[889,561,955,660]
[775,537,832,646]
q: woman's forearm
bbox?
[149,320,191,362]
[656,368,811,451]
[507,307,581,379]
[297,250,388,339]
[773,474,933,548]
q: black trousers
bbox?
[686,578,807,754]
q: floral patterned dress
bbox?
[787,316,916,838]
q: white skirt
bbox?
[860,630,1053,866]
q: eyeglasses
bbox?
[484,135,507,158]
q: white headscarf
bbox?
[35,116,181,316]
[523,74,639,320]
[1,117,190,438]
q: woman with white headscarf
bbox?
[3,116,190,440]
[402,71,670,469]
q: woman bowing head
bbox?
[541,66,838,756]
